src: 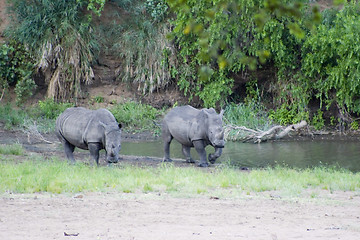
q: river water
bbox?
[121,140,360,172]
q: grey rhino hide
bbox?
[162,105,225,167]
[56,107,122,165]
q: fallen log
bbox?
[224,121,308,143]
[275,120,307,139]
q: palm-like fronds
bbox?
[114,22,176,93]
[8,0,97,102]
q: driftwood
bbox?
[225,120,308,143]
[22,120,53,144]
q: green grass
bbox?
[224,102,271,141]
[0,144,24,155]
[0,157,359,197]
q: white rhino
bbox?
[162,105,225,167]
[56,107,122,165]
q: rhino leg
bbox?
[193,140,209,167]
[88,143,101,166]
[209,147,223,164]
[162,122,173,162]
[64,141,76,164]
[182,145,195,163]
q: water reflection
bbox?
[121,140,360,172]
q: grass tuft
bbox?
[0,144,24,155]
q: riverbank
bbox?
[1,129,360,239]
[0,158,359,240]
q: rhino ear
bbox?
[220,109,224,117]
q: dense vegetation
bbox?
[0,99,164,134]
[2,0,360,131]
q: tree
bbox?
[165,0,340,107]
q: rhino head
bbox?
[205,109,225,148]
[198,108,225,148]
[199,108,225,163]
[100,121,122,163]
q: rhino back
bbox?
[164,106,200,145]
[56,107,117,149]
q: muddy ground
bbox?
[1,129,360,240]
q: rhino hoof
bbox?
[186,158,195,163]
[163,158,173,162]
[198,162,209,167]
[208,154,216,164]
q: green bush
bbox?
[167,0,311,107]
[0,41,35,105]
[36,99,74,119]
[311,109,325,130]
[268,104,309,126]
[0,104,28,129]
[110,101,164,132]
[145,0,168,22]
[301,2,360,114]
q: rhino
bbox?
[162,105,225,167]
[56,107,122,165]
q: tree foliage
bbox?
[165,0,318,107]
[7,0,360,129]
[302,2,360,115]
[0,41,35,105]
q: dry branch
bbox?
[275,120,307,139]
[22,120,53,144]
[224,121,308,143]
[0,87,5,102]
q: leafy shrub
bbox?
[167,0,311,107]
[110,101,164,132]
[145,0,168,22]
[0,41,35,105]
[36,99,74,119]
[311,110,325,130]
[0,104,28,129]
[301,2,360,114]
[268,104,309,126]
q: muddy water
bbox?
[121,140,360,172]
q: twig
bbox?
[0,87,5,102]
